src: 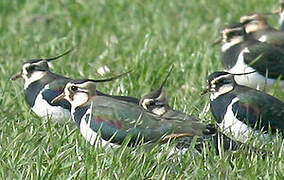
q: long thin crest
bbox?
[88,70,132,83]
[45,48,74,62]
[159,65,174,90]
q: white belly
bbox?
[32,88,71,121]
[76,104,119,148]
[218,97,269,144]
[227,48,284,90]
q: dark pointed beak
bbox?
[212,38,222,46]
[10,71,22,81]
[51,93,66,104]
[201,86,209,95]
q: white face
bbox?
[22,63,47,88]
[140,98,167,115]
[221,38,244,52]
[141,98,153,110]
[210,84,234,101]
[209,74,234,100]
[221,28,244,52]
[63,82,92,109]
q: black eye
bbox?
[27,66,35,72]
[149,101,155,106]
[230,30,244,37]
[71,86,78,92]
[146,100,159,109]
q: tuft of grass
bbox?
[0,0,283,179]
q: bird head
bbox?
[139,66,174,115]
[202,71,256,100]
[202,71,235,97]
[221,25,246,43]
[240,13,267,24]
[213,24,246,46]
[139,88,168,115]
[240,13,272,33]
[10,49,73,88]
[51,71,131,109]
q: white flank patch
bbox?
[279,12,284,30]
[218,97,269,143]
[258,35,267,42]
[77,102,119,148]
[227,48,284,90]
[32,84,71,121]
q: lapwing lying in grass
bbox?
[139,67,215,138]
[214,25,284,90]
[202,71,284,144]
[11,49,73,121]
[139,66,173,116]
[51,78,217,148]
[11,49,139,122]
[139,67,239,152]
[240,13,284,48]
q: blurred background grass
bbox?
[0,0,283,179]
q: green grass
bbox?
[1,0,284,179]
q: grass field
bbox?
[1,0,284,179]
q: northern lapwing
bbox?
[202,71,284,143]
[51,78,217,148]
[11,50,73,121]
[214,25,284,90]
[240,13,284,48]
[139,67,239,152]
[11,49,139,121]
[139,66,173,116]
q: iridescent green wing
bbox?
[88,96,202,144]
[233,86,284,133]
